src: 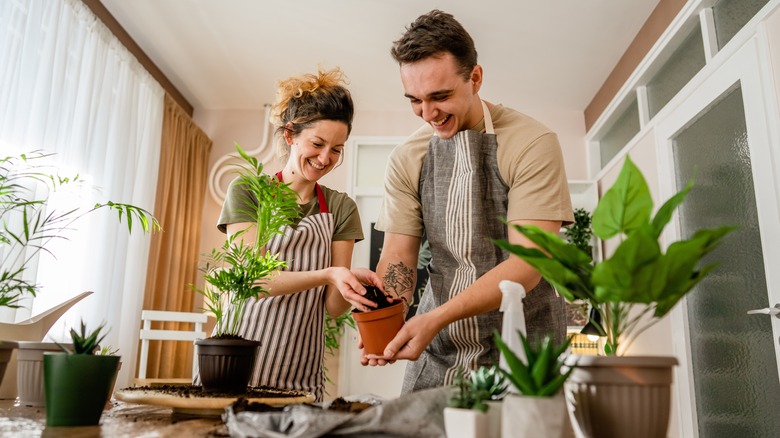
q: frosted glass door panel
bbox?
[672,85,780,437]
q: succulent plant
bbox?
[59,320,109,355]
[494,330,574,397]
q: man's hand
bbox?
[362,312,442,365]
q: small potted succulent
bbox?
[466,365,507,438]
[43,321,119,426]
[494,330,574,438]
[494,155,736,438]
[351,286,405,356]
[443,367,492,438]
[193,144,299,393]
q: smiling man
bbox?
[367,9,575,394]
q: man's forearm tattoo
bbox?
[384,261,415,308]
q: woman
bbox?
[217,68,379,401]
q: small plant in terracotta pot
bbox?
[193,144,299,393]
[351,286,404,356]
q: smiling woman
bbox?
[204,68,382,402]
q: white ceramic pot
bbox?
[17,342,67,407]
[443,406,489,438]
[502,393,572,438]
[485,400,502,438]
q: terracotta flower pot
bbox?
[352,299,405,356]
[195,337,260,393]
[563,355,678,438]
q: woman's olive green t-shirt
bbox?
[217,178,364,243]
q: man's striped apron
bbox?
[401,101,566,393]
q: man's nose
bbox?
[421,101,437,121]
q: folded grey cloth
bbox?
[224,386,449,438]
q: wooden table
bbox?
[0,399,228,437]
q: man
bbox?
[365,10,574,394]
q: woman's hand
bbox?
[328,267,379,312]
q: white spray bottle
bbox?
[498,280,527,394]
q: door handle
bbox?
[747,304,780,318]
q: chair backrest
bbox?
[137,310,208,381]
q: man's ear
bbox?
[470,65,483,94]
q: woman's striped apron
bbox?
[235,175,332,402]
[402,101,566,393]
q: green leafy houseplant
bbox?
[323,312,355,390]
[494,331,573,396]
[494,156,736,355]
[1,152,159,309]
[194,144,300,338]
[564,208,593,257]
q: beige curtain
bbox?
[140,94,213,379]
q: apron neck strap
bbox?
[481,100,495,134]
[275,171,329,214]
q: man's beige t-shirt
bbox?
[375,104,573,236]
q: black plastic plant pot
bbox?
[43,352,120,427]
[195,337,260,393]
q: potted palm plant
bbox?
[494,330,574,438]
[494,155,736,438]
[0,152,158,392]
[43,320,119,426]
[193,144,299,393]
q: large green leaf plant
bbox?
[195,144,300,338]
[1,152,159,309]
[494,156,736,355]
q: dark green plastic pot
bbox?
[43,352,120,427]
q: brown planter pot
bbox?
[563,355,678,438]
[195,337,260,393]
[0,341,17,391]
[352,299,405,355]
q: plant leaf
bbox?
[592,156,653,240]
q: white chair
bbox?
[136,310,208,386]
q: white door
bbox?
[656,36,780,437]
[338,137,407,398]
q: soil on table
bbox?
[357,286,396,311]
[122,384,308,399]
[327,397,375,413]
[231,396,376,414]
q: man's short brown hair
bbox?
[390,10,478,81]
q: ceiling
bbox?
[101,0,661,114]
